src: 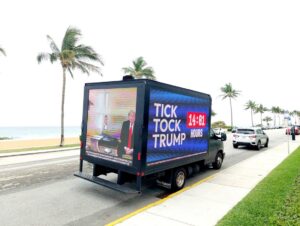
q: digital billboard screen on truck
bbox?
[85,87,137,166]
[147,88,210,166]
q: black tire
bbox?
[171,168,187,191]
[264,139,269,148]
[213,152,223,169]
[256,140,261,150]
[187,166,193,178]
[233,144,238,149]
[192,164,200,174]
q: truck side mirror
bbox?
[221,132,227,141]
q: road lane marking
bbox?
[105,174,214,226]
[0,157,78,172]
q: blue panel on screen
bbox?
[147,88,210,166]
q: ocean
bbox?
[0,126,81,140]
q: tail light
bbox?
[249,135,256,139]
[233,134,239,138]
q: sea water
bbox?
[0,126,81,140]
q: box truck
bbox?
[74,77,226,193]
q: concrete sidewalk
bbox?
[112,140,300,226]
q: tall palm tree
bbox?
[271,106,279,127]
[296,111,300,125]
[245,100,256,126]
[220,83,241,129]
[279,108,286,126]
[292,110,299,124]
[37,26,104,146]
[0,46,6,56]
[122,56,155,80]
[255,104,268,126]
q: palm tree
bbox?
[245,100,256,126]
[279,108,286,126]
[37,26,104,146]
[271,106,280,127]
[289,111,295,124]
[0,46,6,56]
[263,116,272,127]
[122,56,155,80]
[296,111,300,125]
[220,83,241,129]
[292,110,299,124]
[255,104,268,126]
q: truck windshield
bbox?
[237,129,254,134]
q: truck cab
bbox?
[209,129,226,169]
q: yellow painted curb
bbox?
[105,174,215,226]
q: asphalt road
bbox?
[0,129,290,226]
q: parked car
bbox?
[286,126,300,135]
[213,128,225,135]
[233,127,269,150]
[231,127,238,133]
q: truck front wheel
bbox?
[213,152,223,169]
[171,168,187,191]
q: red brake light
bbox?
[250,135,256,139]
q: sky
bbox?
[0,0,299,127]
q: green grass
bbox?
[217,147,300,226]
[0,143,80,154]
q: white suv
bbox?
[232,127,269,150]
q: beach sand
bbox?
[0,137,80,151]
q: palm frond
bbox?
[74,60,101,75]
[37,52,51,63]
[46,35,60,53]
[122,67,135,75]
[68,68,74,79]
[74,45,104,65]
[0,47,6,56]
[61,26,81,51]
[143,67,154,75]
[49,53,59,63]
[71,62,90,75]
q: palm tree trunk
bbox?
[229,98,233,128]
[260,113,262,126]
[251,109,253,127]
[273,114,276,127]
[60,68,66,146]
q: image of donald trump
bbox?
[119,110,135,157]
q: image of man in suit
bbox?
[119,110,135,157]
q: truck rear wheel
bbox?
[171,168,187,191]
